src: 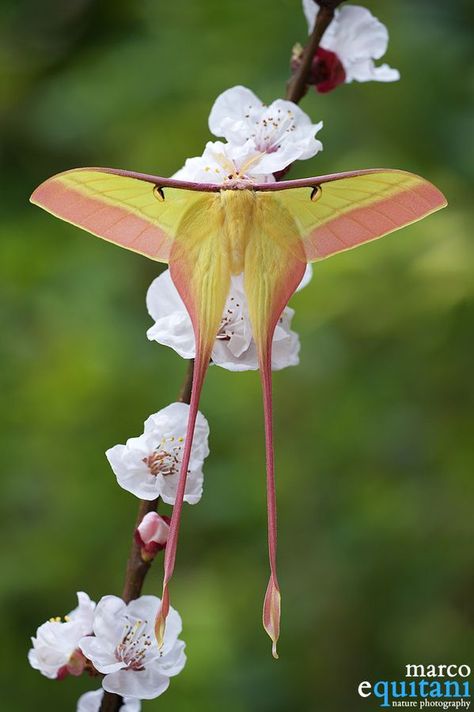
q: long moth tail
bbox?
[155,346,210,645]
[243,194,307,657]
[155,200,231,643]
[259,340,281,659]
[246,269,306,658]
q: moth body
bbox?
[219,189,256,275]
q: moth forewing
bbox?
[269,170,447,261]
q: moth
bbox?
[31,166,447,657]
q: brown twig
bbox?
[99,693,123,712]
[121,498,160,604]
[177,359,194,404]
[286,0,345,103]
[99,359,195,712]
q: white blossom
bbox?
[106,402,209,503]
[208,85,323,173]
[303,2,400,83]
[28,592,96,680]
[173,140,277,185]
[79,595,186,700]
[77,689,140,712]
[147,269,310,372]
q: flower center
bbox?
[204,145,263,185]
[143,436,184,477]
[245,104,296,153]
[115,617,153,671]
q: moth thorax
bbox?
[220,189,255,275]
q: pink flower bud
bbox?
[311,47,346,93]
[135,512,170,560]
[290,45,345,94]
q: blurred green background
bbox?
[1,0,473,709]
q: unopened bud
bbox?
[290,43,345,94]
[135,512,170,561]
[310,47,346,93]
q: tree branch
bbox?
[286,0,345,103]
[99,359,195,712]
[178,359,194,404]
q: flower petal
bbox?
[92,596,127,643]
[68,592,96,635]
[103,666,170,700]
[79,636,125,674]
[208,85,262,141]
[125,595,160,623]
[146,270,196,359]
[346,59,400,83]
[302,0,318,31]
[159,639,186,677]
[77,689,142,712]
